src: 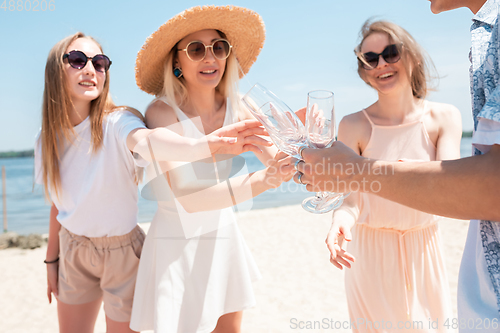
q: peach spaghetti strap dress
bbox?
[344,108,453,332]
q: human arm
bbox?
[46,204,60,303]
[143,101,294,212]
[294,143,500,221]
[127,121,271,162]
[434,103,462,161]
[167,151,295,213]
[128,125,271,164]
[168,102,306,211]
[125,101,271,163]
[324,115,363,269]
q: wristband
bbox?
[44,257,59,264]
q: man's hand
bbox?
[292,141,366,192]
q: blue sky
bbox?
[0,0,474,151]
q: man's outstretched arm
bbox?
[295,143,500,221]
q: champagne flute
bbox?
[301,90,348,214]
[242,83,306,158]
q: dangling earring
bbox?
[173,67,183,78]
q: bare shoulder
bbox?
[145,99,179,129]
[425,100,462,135]
[339,110,371,138]
[340,111,370,129]
[338,110,371,154]
[426,100,461,120]
[425,101,462,159]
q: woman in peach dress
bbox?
[326,20,462,332]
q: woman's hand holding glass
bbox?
[207,119,272,155]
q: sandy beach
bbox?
[0,204,469,333]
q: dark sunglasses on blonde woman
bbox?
[63,50,112,73]
[177,39,232,62]
[358,44,402,70]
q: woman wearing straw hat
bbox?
[131,5,293,333]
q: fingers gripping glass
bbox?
[63,50,112,73]
[358,44,401,70]
[177,39,232,62]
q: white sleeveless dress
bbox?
[130,99,262,333]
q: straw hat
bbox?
[136,5,265,96]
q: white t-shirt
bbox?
[35,110,147,237]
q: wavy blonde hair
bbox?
[40,32,143,200]
[160,30,243,120]
[354,20,436,99]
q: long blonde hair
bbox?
[354,20,436,99]
[40,32,142,199]
[160,30,243,119]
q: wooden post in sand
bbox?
[2,166,6,232]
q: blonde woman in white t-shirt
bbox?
[36,32,273,333]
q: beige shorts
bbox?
[58,225,145,322]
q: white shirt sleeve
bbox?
[111,110,149,167]
[472,117,500,153]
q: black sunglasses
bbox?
[358,44,402,70]
[63,50,112,73]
